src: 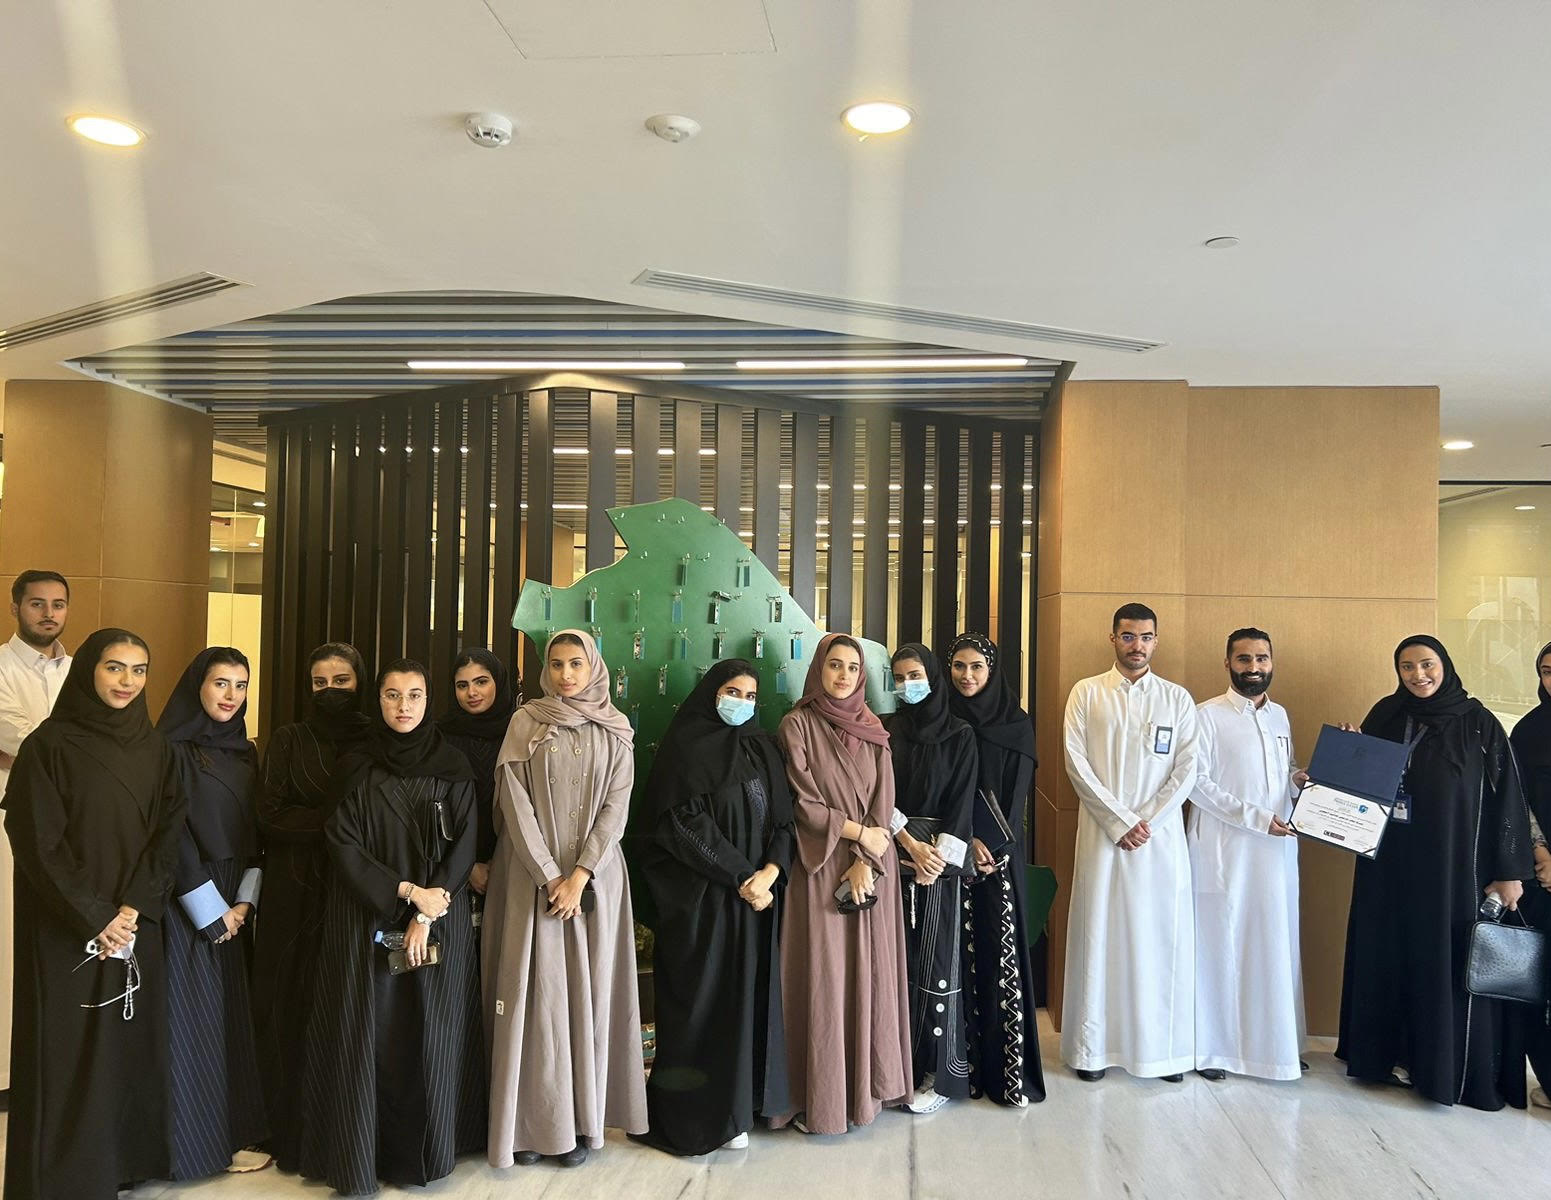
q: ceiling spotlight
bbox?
[408,359,685,372]
[1203,236,1240,250]
[1442,439,1475,451]
[1515,504,1536,511]
[68,114,145,147]
[464,112,514,148]
[842,101,913,135]
[645,114,701,143]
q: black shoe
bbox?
[514,1150,542,1166]
[1074,1068,1106,1082]
[1160,1073,1185,1083]
[1196,1069,1226,1082]
[558,1142,589,1168]
[1300,1060,1310,1072]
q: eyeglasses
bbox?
[73,950,141,1020]
[1114,632,1156,645]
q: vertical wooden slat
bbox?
[463,396,494,646]
[897,420,926,646]
[327,417,356,640]
[715,402,741,529]
[586,391,618,571]
[403,399,436,673]
[351,412,383,657]
[301,425,330,663]
[827,414,855,632]
[932,422,962,642]
[431,399,465,676]
[523,389,555,691]
[790,412,820,620]
[630,394,659,505]
[1024,430,1040,711]
[998,427,1027,697]
[378,407,408,668]
[862,413,891,643]
[753,408,781,572]
[492,391,524,676]
[674,399,701,504]
[258,425,290,736]
[965,425,994,633]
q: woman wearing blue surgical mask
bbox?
[632,659,795,1156]
[885,643,978,1113]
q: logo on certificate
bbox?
[1153,725,1173,755]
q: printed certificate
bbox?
[1290,783,1390,857]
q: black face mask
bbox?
[1231,668,1272,697]
[311,687,359,714]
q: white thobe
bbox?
[1189,689,1305,1080]
[1061,666,1199,1076]
[0,633,71,1090]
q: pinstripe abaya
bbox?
[483,631,646,1162]
[296,674,485,1194]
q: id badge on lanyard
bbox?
[1393,717,1424,824]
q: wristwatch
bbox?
[414,912,433,926]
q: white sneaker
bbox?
[906,1086,948,1114]
[721,1132,750,1150]
[1531,1087,1550,1110]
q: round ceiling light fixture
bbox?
[1203,236,1240,249]
[1442,439,1475,451]
[842,101,913,135]
[464,112,515,148]
[68,114,145,147]
[645,114,702,143]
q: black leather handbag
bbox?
[1464,911,1548,1005]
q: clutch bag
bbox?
[834,878,879,914]
[1464,912,1547,1005]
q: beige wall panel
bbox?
[57,576,104,644]
[98,578,210,718]
[1184,387,1439,601]
[0,382,109,580]
[1033,591,1064,811]
[1036,393,1064,598]
[1055,381,1188,596]
[1043,805,1081,1029]
[101,396,212,586]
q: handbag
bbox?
[1464,910,1548,1005]
[834,877,879,915]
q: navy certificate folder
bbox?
[1305,723,1408,806]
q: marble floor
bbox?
[4,1017,1546,1199]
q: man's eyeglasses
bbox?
[1114,633,1156,645]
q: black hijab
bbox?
[945,632,1037,763]
[157,647,255,753]
[886,643,954,745]
[1509,640,1551,830]
[336,662,474,789]
[643,658,791,819]
[1361,635,1484,771]
[302,643,373,746]
[436,647,516,742]
[886,643,974,824]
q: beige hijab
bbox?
[497,629,634,763]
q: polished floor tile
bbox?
[4,1015,1546,1199]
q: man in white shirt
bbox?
[1189,627,1306,1082]
[0,570,73,1096]
[1062,603,1199,1081]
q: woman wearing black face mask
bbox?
[631,660,795,1157]
[252,642,371,1170]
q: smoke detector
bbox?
[645,114,701,143]
[464,112,515,148]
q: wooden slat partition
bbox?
[674,399,700,503]
[862,414,892,643]
[586,391,618,571]
[492,391,524,675]
[753,408,781,573]
[462,397,493,649]
[789,412,820,620]
[827,414,855,632]
[933,423,962,643]
[631,395,659,505]
[964,425,994,633]
[715,403,741,529]
[897,420,926,645]
[402,399,436,672]
[998,430,1027,693]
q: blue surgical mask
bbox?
[899,678,932,705]
[716,694,756,726]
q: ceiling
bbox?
[3,0,1551,479]
[67,291,1063,450]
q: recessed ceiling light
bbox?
[407,360,686,372]
[68,114,145,147]
[735,356,1027,370]
[1442,439,1475,451]
[1203,236,1240,250]
[842,101,913,135]
[1515,504,1536,511]
[251,500,266,508]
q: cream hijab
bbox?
[497,629,634,764]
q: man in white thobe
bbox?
[0,570,73,1095]
[1062,603,1199,1081]
[1189,627,1306,1081]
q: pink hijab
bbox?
[792,633,889,747]
[497,629,634,763]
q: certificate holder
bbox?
[1289,724,1409,858]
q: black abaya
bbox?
[297,766,487,1194]
[1338,642,1534,1110]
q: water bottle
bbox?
[1479,894,1505,921]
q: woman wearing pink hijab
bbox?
[774,633,911,1134]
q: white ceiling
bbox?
[3,0,1550,480]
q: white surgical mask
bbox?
[899,678,932,705]
[716,694,756,726]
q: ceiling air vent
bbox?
[633,268,1164,354]
[0,272,243,352]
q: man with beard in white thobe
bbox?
[1062,603,1199,1081]
[1189,627,1306,1082]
